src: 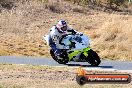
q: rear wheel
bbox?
[50,49,68,64]
[86,49,101,66]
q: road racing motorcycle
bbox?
[43,33,101,66]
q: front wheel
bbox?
[86,49,101,66]
[50,49,68,64]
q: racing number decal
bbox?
[52,35,60,41]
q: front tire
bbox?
[87,49,101,66]
[50,49,68,64]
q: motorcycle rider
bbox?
[48,19,82,56]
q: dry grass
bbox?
[0,0,132,60]
[0,64,131,88]
[91,14,132,60]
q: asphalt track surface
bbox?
[0,56,132,71]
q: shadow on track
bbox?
[66,63,113,68]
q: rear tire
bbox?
[50,49,68,64]
[87,49,101,66]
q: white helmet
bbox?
[56,19,67,33]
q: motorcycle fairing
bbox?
[68,47,91,61]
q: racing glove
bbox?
[76,32,83,36]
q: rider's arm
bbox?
[67,27,77,35]
[67,27,83,36]
[59,34,67,46]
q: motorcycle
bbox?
[43,33,101,66]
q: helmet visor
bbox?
[61,26,67,31]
